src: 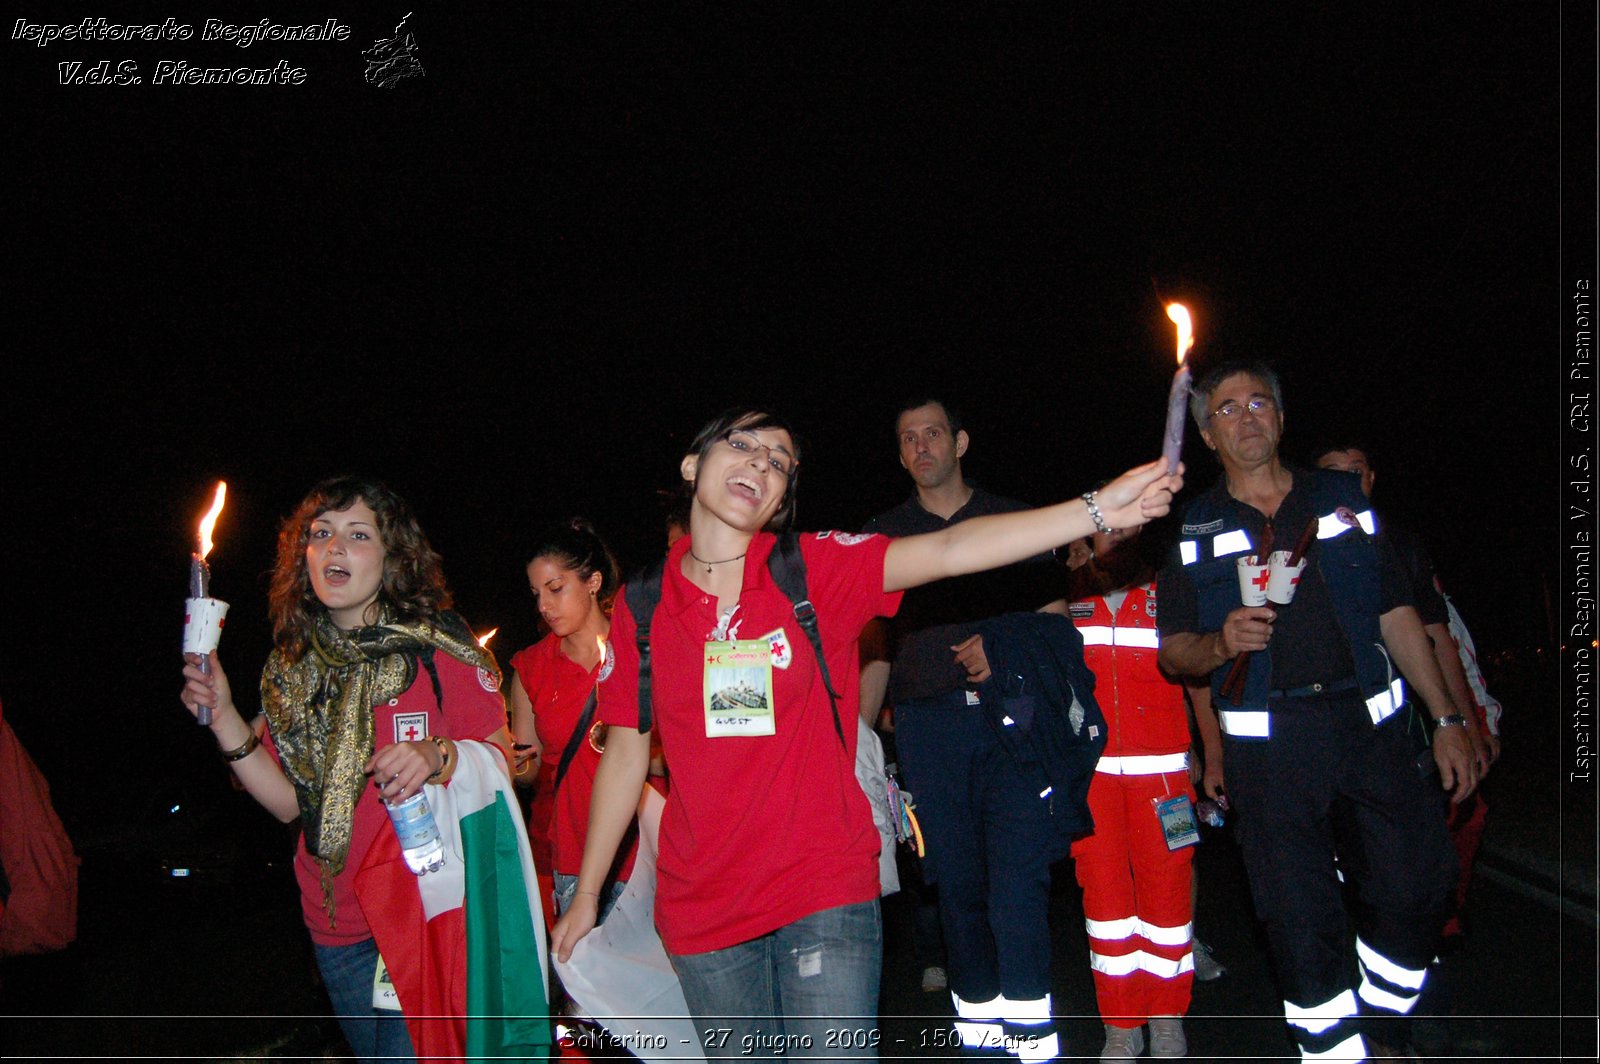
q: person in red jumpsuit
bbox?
[1067,524,1194,1060]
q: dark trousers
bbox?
[896,690,1057,1007]
[1226,697,1456,1057]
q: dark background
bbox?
[2,3,1576,892]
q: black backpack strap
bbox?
[622,556,668,734]
[553,689,599,794]
[768,533,846,749]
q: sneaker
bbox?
[1149,1016,1187,1058]
[1192,938,1227,982]
[1100,1024,1145,1061]
[920,965,947,992]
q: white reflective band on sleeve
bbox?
[1355,937,1427,990]
[1016,1031,1060,1064]
[1096,752,1190,776]
[1115,627,1161,649]
[1089,949,1194,979]
[1364,678,1406,725]
[1212,529,1253,557]
[1219,709,1270,737]
[1077,625,1114,646]
[1039,786,1053,799]
[1179,540,1199,566]
[1085,915,1139,941]
[1317,510,1373,539]
[1284,989,1359,1034]
[1003,715,1016,725]
[1358,976,1420,1014]
[1302,1032,1367,1062]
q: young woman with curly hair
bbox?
[180,476,516,1064]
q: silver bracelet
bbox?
[1432,713,1470,730]
[1082,492,1112,535]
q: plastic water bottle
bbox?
[1195,798,1227,829]
[386,791,446,875]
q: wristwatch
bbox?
[1432,714,1470,730]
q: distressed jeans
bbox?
[669,898,882,1060]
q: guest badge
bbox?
[1154,794,1201,851]
[703,639,776,737]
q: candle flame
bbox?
[197,481,228,561]
[1166,303,1194,365]
[477,627,499,648]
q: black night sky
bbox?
[4,4,1589,862]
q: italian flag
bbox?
[357,740,552,1061]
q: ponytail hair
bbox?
[526,518,621,609]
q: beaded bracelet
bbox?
[220,730,261,762]
[1082,491,1112,535]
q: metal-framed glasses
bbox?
[722,429,796,476]
[1211,396,1277,421]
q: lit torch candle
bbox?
[183,482,229,726]
[476,627,499,649]
[1161,303,1195,474]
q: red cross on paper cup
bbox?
[1236,556,1271,607]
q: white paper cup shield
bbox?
[183,597,230,654]
[1265,551,1308,605]
[1236,556,1270,607]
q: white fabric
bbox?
[1095,752,1189,776]
[1219,708,1270,737]
[1363,678,1406,725]
[854,717,900,896]
[1283,988,1358,1034]
[553,787,706,1064]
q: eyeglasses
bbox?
[722,429,796,476]
[1210,396,1277,421]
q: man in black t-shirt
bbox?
[1156,362,1474,1061]
[861,398,1068,1060]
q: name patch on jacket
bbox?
[1068,601,1096,619]
[1182,518,1225,535]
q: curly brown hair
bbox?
[268,476,453,660]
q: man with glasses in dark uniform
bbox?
[1155,360,1476,1062]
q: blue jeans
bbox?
[552,872,628,924]
[312,937,416,1064]
[669,899,882,1060]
